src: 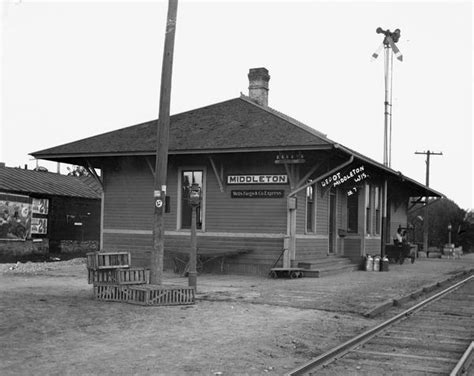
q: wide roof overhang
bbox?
[32,143,442,200]
[30,96,442,199]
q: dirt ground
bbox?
[0,255,473,376]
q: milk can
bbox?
[381,256,389,272]
[373,256,381,272]
[365,255,373,271]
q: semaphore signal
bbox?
[372,27,404,168]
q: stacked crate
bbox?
[86,251,195,306]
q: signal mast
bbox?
[372,27,403,257]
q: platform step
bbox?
[298,257,359,278]
[303,264,359,278]
[298,257,353,270]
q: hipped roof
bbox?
[31,95,442,198]
[32,96,331,158]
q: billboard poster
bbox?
[32,198,49,215]
[30,218,48,235]
[0,194,32,240]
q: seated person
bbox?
[394,226,405,246]
[393,226,415,263]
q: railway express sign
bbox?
[231,190,284,199]
[227,174,288,185]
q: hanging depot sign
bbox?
[31,218,48,235]
[227,175,288,185]
[320,164,370,196]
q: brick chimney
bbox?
[248,67,270,107]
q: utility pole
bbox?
[414,150,443,253]
[150,0,179,285]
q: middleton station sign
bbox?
[227,175,288,185]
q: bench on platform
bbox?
[165,248,252,275]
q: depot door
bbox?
[328,189,336,254]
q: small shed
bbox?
[0,164,102,258]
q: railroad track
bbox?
[288,274,474,376]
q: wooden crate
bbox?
[115,268,150,285]
[93,284,134,302]
[88,267,149,285]
[88,269,116,284]
[86,252,131,270]
[126,285,195,306]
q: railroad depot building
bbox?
[31,68,442,275]
[0,164,101,257]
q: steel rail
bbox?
[450,341,474,376]
[287,274,474,376]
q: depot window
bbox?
[375,186,381,235]
[179,169,204,230]
[366,185,372,234]
[347,190,358,233]
[306,184,315,233]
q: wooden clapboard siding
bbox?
[103,159,154,231]
[100,155,288,275]
[205,158,288,233]
[101,154,296,237]
[104,230,284,273]
[103,232,152,267]
[337,190,348,255]
[165,234,284,276]
[337,237,344,254]
[100,154,370,275]
[295,190,306,234]
[295,237,328,263]
[365,237,381,255]
[364,183,383,237]
[166,235,283,261]
[316,187,329,235]
[205,192,287,232]
[344,237,362,262]
[389,201,408,240]
[103,158,179,232]
[164,167,178,230]
[337,189,345,230]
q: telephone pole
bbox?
[414,150,442,253]
[150,0,179,285]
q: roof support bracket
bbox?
[145,157,155,178]
[283,163,296,190]
[288,156,354,197]
[85,160,103,189]
[408,197,441,214]
[295,155,332,189]
[408,196,424,212]
[208,156,224,192]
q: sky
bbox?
[1,0,472,210]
